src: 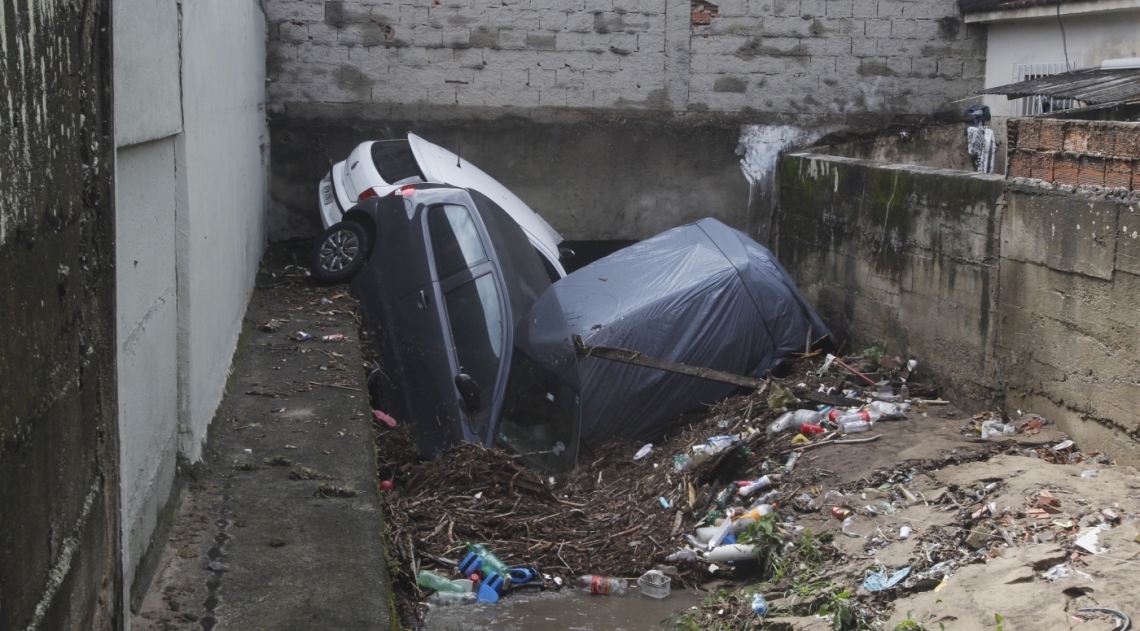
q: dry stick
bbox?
[416,548,458,567]
[307,380,361,392]
[778,433,882,455]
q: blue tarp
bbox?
[553,218,831,444]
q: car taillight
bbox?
[358,188,379,202]
[395,185,416,197]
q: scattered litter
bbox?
[321,333,345,342]
[372,409,398,428]
[259,318,283,332]
[1075,528,1104,554]
[634,444,653,460]
[751,592,768,616]
[637,570,671,598]
[291,331,312,341]
[861,566,911,592]
[206,562,228,572]
[1044,563,1071,581]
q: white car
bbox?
[318,133,568,280]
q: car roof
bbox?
[406,133,565,276]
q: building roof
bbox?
[978,67,1140,105]
[960,0,1080,12]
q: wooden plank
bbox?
[572,334,767,389]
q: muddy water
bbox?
[425,587,705,631]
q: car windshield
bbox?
[370,140,424,185]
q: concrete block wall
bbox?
[777,153,1007,407]
[778,151,1140,465]
[1007,118,1140,190]
[266,0,985,119]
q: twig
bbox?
[307,380,360,392]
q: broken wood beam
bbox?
[572,335,767,390]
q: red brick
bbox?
[1038,119,1065,151]
[1007,150,1032,179]
[1029,151,1056,182]
[1063,123,1091,153]
[1078,155,1106,186]
[1086,122,1117,156]
[1054,153,1080,185]
[1115,124,1140,158]
[1105,157,1133,189]
[1133,160,1140,190]
[1013,118,1039,151]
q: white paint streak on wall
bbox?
[738,125,824,195]
[24,478,102,631]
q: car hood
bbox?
[407,133,565,271]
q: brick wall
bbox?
[265,0,986,122]
[1007,118,1140,190]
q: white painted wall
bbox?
[112,0,183,616]
[113,0,182,147]
[112,0,268,624]
[115,137,180,604]
[979,7,1140,114]
[177,0,269,460]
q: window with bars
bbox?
[1010,62,1079,116]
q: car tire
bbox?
[311,221,370,284]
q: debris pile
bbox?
[373,350,1138,630]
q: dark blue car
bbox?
[311,184,581,473]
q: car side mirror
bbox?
[455,373,481,413]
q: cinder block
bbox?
[852,0,876,17]
[1086,122,1116,156]
[826,0,853,18]
[1105,157,1134,189]
[876,0,903,17]
[1029,151,1056,182]
[773,0,801,16]
[1063,122,1090,153]
[863,17,891,37]
[1078,154,1106,187]
[1038,119,1064,152]
[1054,153,1080,185]
[1007,150,1032,179]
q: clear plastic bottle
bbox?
[784,451,800,473]
[792,409,821,425]
[428,591,476,605]
[418,570,466,593]
[868,401,908,417]
[766,412,795,439]
[673,454,693,472]
[575,575,629,595]
[899,383,910,400]
[751,592,769,616]
[837,410,876,433]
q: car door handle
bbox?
[417,290,429,310]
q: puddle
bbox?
[424,587,705,631]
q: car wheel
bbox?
[311,221,370,284]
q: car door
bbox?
[425,203,507,443]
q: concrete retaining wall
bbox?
[778,151,1140,464]
[1,1,121,629]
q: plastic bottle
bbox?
[706,544,758,562]
[428,591,476,605]
[418,570,467,593]
[751,592,769,616]
[465,543,510,585]
[899,383,910,400]
[673,454,693,472]
[766,412,795,438]
[784,451,800,473]
[665,549,698,563]
[738,474,781,497]
[837,409,882,433]
[690,445,711,467]
[792,409,822,425]
[706,435,737,454]
[980,420,1015,438]
[576,575,628,595]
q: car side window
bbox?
[428,204,487,279]
[443,274,503,393]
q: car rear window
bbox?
[370,140,424,184]
[429,205,487,278]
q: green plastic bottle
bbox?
[417,570,466,593]
[465,542,511,586]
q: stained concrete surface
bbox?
[134,245,392,630]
